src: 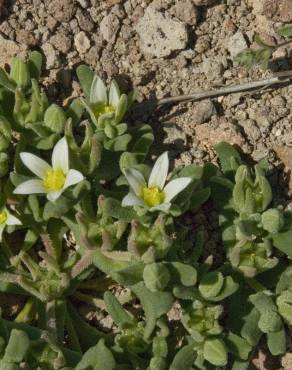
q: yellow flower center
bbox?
[93,102,115,119]
[43,169,66,192]
[0,210,7,224]
[142,187,165,207]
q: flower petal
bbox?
[164,177,192,202]
[90,76,107,104]
[148,152,169,190]
[109,80,120,108]
[20,153,51,179]
[6,213,21,226]
[14,179,46,195]
[47,190,63,202]
[124,168,146,196]
[64,169,84,189]
[52,137,69,173]
[150,202,171,212]
[122,192,144,207]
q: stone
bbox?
[50,32,72,54]
[100,12,120,43]
[193,100,217,124]
[0,35,26,67]
[136,5,188,58]
[274,146,292,190]
[74,31,91,54]
[15,30,37,46]
[46,0,76,23]
[42,43,60,69]
[241,119,261,141]
[195,119,249,151]
[227,31,248,58]
[76,8,94,32]
[202,58,224,81]
[103,0,123,7]
[193,0,216,5]
[174,0,198,26]
[282,353,292,370]
[77,0,89,7]
[163,123,187,151]
[0,21,15,40]
[263,0,292,23]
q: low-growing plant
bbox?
[0,52,291,370]
[236,23,292,69]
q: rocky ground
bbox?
[0,0,291,368]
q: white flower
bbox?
[122,152,192,212]
[83,76,128,124]
[14,137,84,202]
[0,207,21,241]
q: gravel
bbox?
[0,0,290,200]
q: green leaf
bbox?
[258,310,282,333]
[226,333,252,360]
[43,197,75,221]
[131,282,173,339]
[198,272,224,299]
[214,142,241,175]
[76,65,95,100]
[103,198,136,222]
[254,35,273,48]
[203,338,227,366]
[115,94,128,123]
[104,291,135,328]
[232,360,249,370]
[276,24,292,37]
[104,134,132,152]
[240,307,262,346]
[169,344,196,370]
[168,262,197,287]
[0,68,16,92]
[267,329,286,355]
[206,276,239,302]
[67,98,85,125]
[190,187,211,211]
[273,231,292,258]
[76,339,115,370]
[3,329,30,363]
[28,51,43,80]
[143,263,170,292]
[10,57,30,89]
[44,104,66,133]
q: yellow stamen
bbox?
[92,102,115,119]
[43,169,66,192]
[142,187,165,207]
[0,210,7,224]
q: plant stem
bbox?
[79,276,115,290]
[73,291,106,310]
[46,300,57,339]
[157,70,292,105]
[15,297,35,324]
[276,38,292,49]
[246,278,266,293]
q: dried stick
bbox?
[157,71,292,105]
